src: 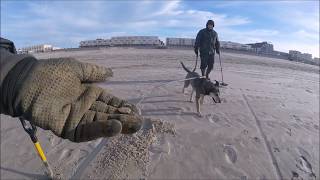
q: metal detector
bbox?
[218,53,228,86]
[19,117,54,179]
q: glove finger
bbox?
[97,90,140,113]
[122,102,140,114]
[75,110,141,142]
[74,61,113,82]
[75,119,122,142]
[105,114,143,134]
[97,90,125,107]
[74,110,122,142]
[62,86,103,136]
[80,110,142,134]
[90,101,128,114]
[90,100,139,115]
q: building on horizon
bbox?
[246,41,274,54]
[18,44,53,54]
[313,57,320,65]
[80,36,164,48]
[220,41,253,51]
[289,50,312,61]
[288,50,317,65]
[80,38,111,48]
[166,38,195,48]
[111,36,164,47]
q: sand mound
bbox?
[86,118,176,179]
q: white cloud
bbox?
[292,30,318,41]
[217,28,279,43]
[151,1,182,16]
[275,10,319,34]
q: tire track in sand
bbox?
[70,139,108,179]
[242,93,283,180]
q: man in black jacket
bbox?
[194,20,220,79]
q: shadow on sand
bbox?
[0,166,48,180]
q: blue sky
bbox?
[1,0,319,57]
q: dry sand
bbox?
[1,48,319,179]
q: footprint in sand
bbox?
[206,114,220,124]
[296,156,316,178]
[292,115,302,122]
[273,147,280,153]
[305,89,312,94]
[223,144,237,164]
[291,171,301,180]
[220,98,227,103]
[297,147,311,160]
[149,139,171,155]
[240,176,247,180]
[58,149,73,161]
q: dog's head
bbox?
[206,80,221,103]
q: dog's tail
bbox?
[180,61,192,73]
[192,55,198,72]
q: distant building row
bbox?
[288,50,318,65]
[80,36,165,48]
[165,38,318,65]
[164,38,273,54]
[17,44,61,54]
[18,44,53,54]
[17,36,318,66]
[80,36,265,52]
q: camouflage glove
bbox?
[1,57,142,142]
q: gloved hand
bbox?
[2,57,142,142]
[216,48,220,55]
[194,47,199,56]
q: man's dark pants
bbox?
[200,53,215,79]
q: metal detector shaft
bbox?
[19,117,54,179]
[218,53,228,86]
[218,53,224,82]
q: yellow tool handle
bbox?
[34,142,47,162]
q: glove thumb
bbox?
[72,60,113,82]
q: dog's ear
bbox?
[215,80,219,86]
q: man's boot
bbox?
[205,68,212,80]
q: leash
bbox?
[135,76,206,108]
[19,117,54,179]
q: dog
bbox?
[180,61,221,117]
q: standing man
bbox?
[194,19,220,79]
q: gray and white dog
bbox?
[180,61,221,117]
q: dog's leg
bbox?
[183,80,189,93]
[196,96,202,117]
[200,95,204,105]
[189,90,194,102]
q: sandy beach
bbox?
[1,48,319,179]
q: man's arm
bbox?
[215,33,220,54]
[194,30,202,56]
[194,30,202,49]
[0,38,32,114]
